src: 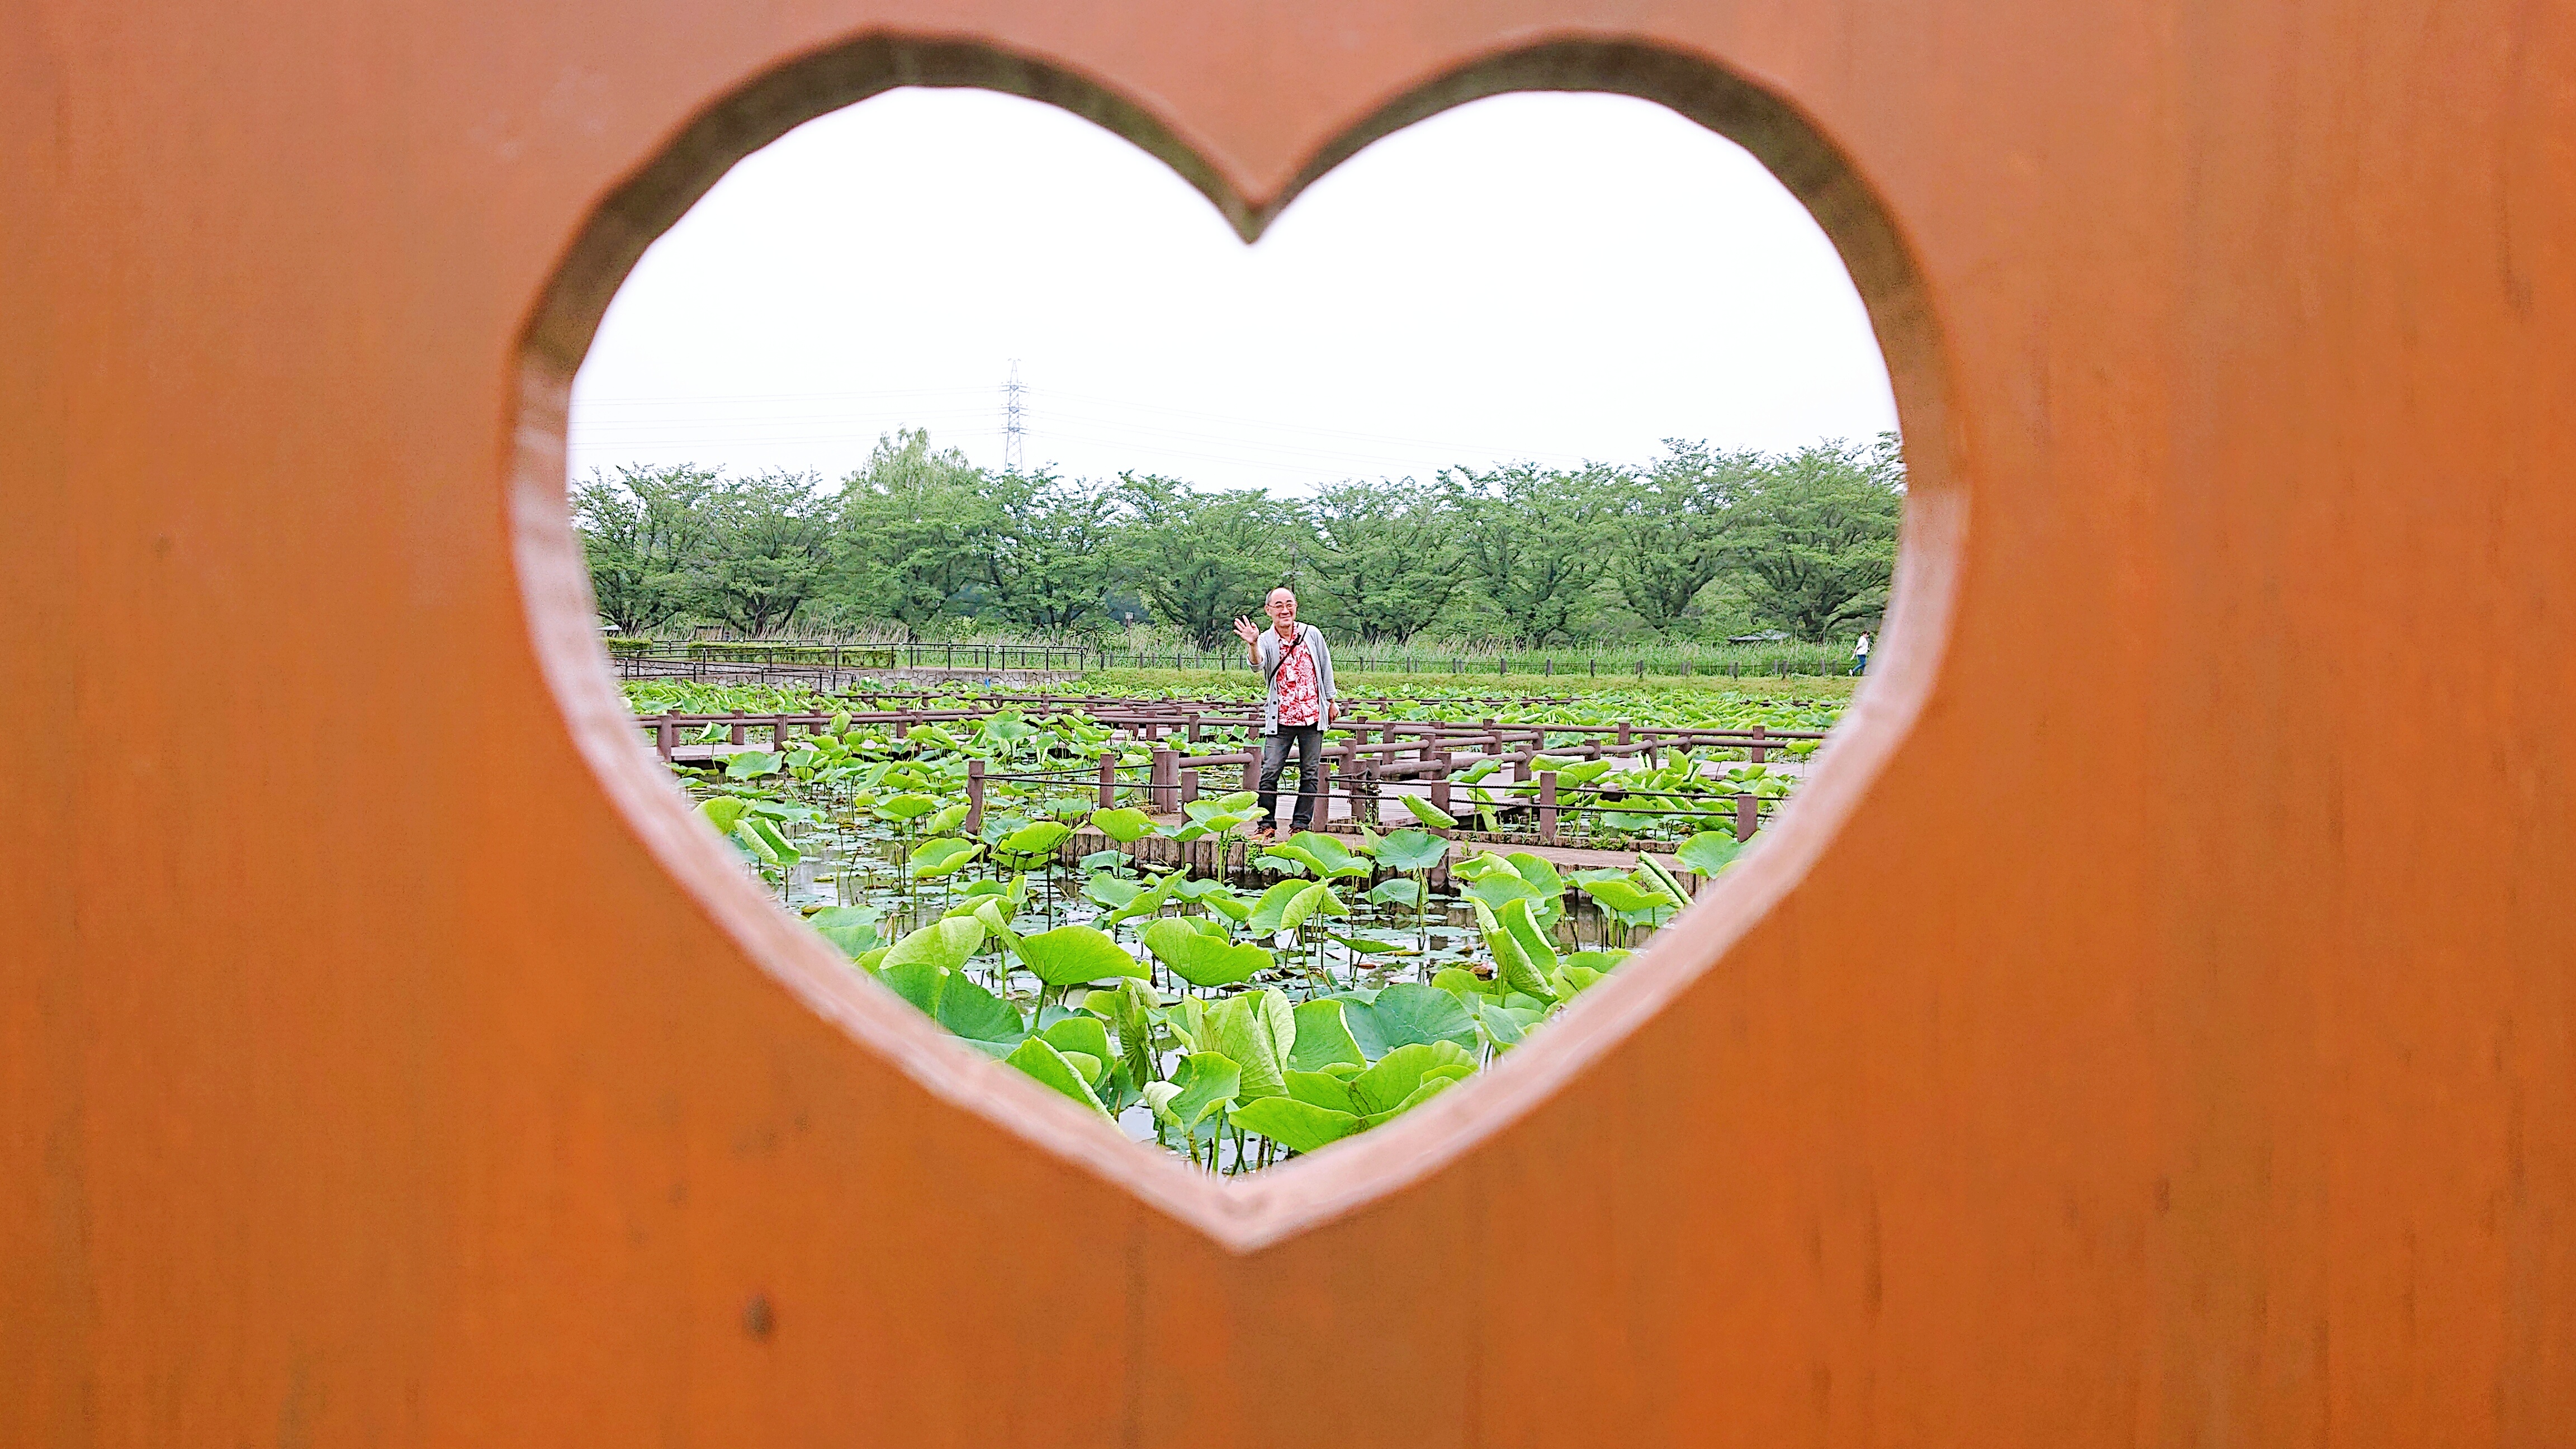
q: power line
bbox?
[568,376,1654,479]
[575,380,1602,463]
[1002,361,1026,473]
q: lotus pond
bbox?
[645,679,1819,1172]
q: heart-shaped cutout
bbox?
[508,36,1955,1252]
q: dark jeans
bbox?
[1258,726,1325,834]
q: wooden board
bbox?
[5,0,2574,1445]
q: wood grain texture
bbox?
[4,0,2572,1443]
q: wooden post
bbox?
[1178,766,1200,806]
[1538,771,1559,844]
[655,716,674,763]
[1149,747,1179,815]
[1428,756,1452,821]
[965,759,985,835]
[1097,752,1117,809]
[1735,792,1760,842]
[1749,724,1769,764]
[727,712,745,745]
[773,714,792,750]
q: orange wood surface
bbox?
[6,0,2573,1443]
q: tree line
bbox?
[574,428,1903,648]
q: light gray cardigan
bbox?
[1253,622,1337,733]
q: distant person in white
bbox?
[1233,588,1337,841]
[1850,632,1872,675]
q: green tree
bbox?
[1607,440,1765,634]
[832,429,999,629]
[974,472,1116,633]
[684,469,835,635]
[1303,479,1464,643]
[1109,474,1304,648]
[571,463,716,634]
[1721,438,1903,639]
[1442,461,1619,644]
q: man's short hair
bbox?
[1266,588,1295,604]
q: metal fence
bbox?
[608,638,1860,681]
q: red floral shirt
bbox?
[1273,631,1321,728]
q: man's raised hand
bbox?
[1232,616,1260,646]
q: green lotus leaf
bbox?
[934,970,1025,1056]
[882,917,986,974]
[722,750,783,780]
[1082,873,1144,910]
[877,958,946,1017]
[1498,895,1562,977]
[1366,877,1423,908]
[1464,873,1537,913]
[1505,851,1566,899]
[1352,1041,1477,1120]
[970,898,1024,957]
[1475,997,1528,1049]
[1373,828,1450,873]
[1327,931,1414,959]
[1003,1036,1108,1115]
[1014,924,1149,988]
[1548,964,1610,998]
[1280,831,1369,878]
[995,819,1072,860]
[1342,982,1480,1061]
[1101,871,1181,925]
[1039,1015,1112,1071]
[1429,967,1491,1001]
[908,836,983,879]
[1400,794,1459,830]
[1474,898,1556,1003]
[1371,1070,1463,1124]
[1583,877,1678,915]
[1200,989,1295,1100]
[1284,1068,1361,1113]
[1278,881,1346,932]
[1148,1052,1240,1133]
[1556,759,1615,787]
[696,796,750,834]
[1227,1096,1360,1154]
[1090,806,1158,842]
[1288,999,1366,1072]
[807,905,883,958]
[1092,978,1160,1086]
[1141,918,1272,988]
[1242,879,1311,937]
[875,792,941,821]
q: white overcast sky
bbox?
[569,88,1897,494]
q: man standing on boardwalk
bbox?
[1233,587,1337,842]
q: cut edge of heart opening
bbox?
[503,29,1964,1254]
